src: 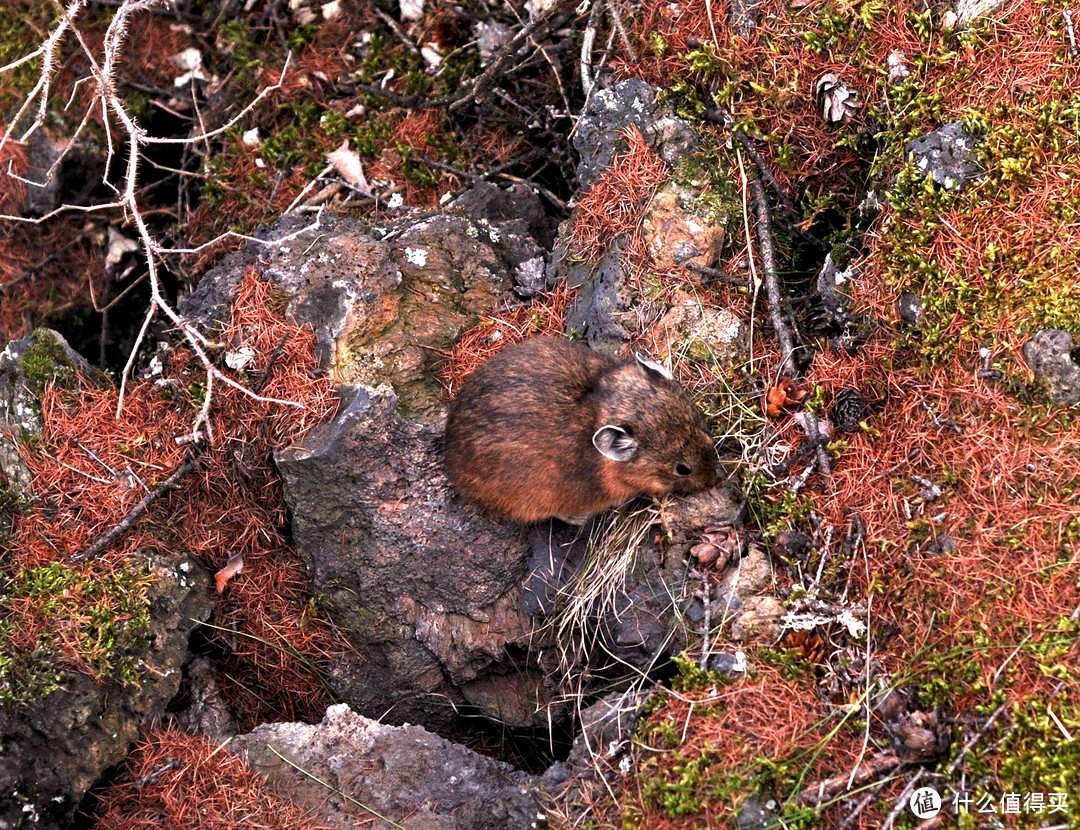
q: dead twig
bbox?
[683,262,750,287]
[944,700,1009,774]
[880,769,925,830]
[1065,10,1078,57]
[72,444,206,562]
[703,105,799,218]
[447,0,576,112]
[797,752,901,807]
[374,7,422,58]
[748,177,797,376]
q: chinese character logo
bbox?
[910,787,942,819]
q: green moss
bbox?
[15,329,108,415]
[0,562,154,710]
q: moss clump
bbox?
[0,562,154,710]
[18,329,81,401]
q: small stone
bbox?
[898,293,924,326]
[887,50,910,84]
[773,531,810,560]
[399,0,423,21]
[906,121,981,191]
[1022,329,1080,406]
[928,534,958,555]
[736,797,777,829]
[956,0,1008,26]
[642,183,728,269]
[730,595,786,642]
[708,651,748,674]
[815,252,857,326]
[651,291,747,364]
[476,21,511,66]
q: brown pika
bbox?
[444,337,717,523]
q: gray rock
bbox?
[708,651,748,675]
[277,380,740,730]
[181,190,545,424]
[20,133,104,217]
[898,293,924,326]
[231,703,544,830]
[166,656,237,741]
[736,797,778,829]
[477,21,512,66]
[0,556,213,830]
[563,243,635,353]
[566,688,653,769]
[956,0,1008,25]
[728,0,759,35]
[815,252,857,327]
[906,121,981,191]
[573,79,697,190]
[276,384,554,730]
[1022,329,1080,406]
[449,180,556,250]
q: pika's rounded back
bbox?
[444,337,716,523]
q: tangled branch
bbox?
[0,0,321,440]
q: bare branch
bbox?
[0,0,311,440]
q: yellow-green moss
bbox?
[0,562,154,710]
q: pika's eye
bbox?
[675,462,693,476]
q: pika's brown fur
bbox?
[444,337,716,523]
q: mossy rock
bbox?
[0,329,106,498]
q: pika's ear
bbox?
[635,353,674,382]
[593,425,638,462]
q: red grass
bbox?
[93,726,332,830]
[4,268,343,727]
[568,126,669,265]
[439,283,576,395]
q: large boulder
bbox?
[0,330,214,829]
[275,384,558,730]
[0,329,99,495]
[181,199,547,425]
[573,79,697,189]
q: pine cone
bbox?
[830,389,866,433]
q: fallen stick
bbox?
[73,444,206,563]
[748,176,798,376]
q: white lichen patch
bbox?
[405,247,429,267]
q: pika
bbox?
[444,337,716,523]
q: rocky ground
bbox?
[1,0,1078,828]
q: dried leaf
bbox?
[325,140,370,192]
[225,346,256,371]
[763,377,809,418]
[214,553,244,594]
